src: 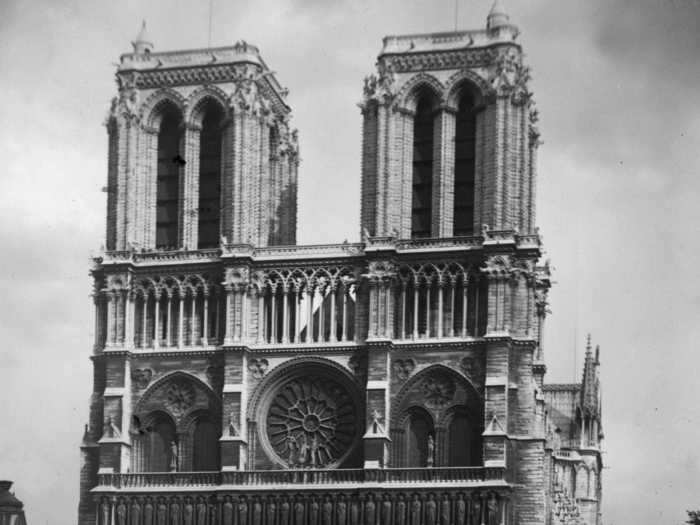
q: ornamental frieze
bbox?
[382,47,495,73]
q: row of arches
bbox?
[125,362,482,472]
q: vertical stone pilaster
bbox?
[364,343,391,468]
[221,350,247,470]
[183,123,202,249]
[434,107,456,237]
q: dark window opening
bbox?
[453,93,477,236]
[411,97,434,239]
[156,111,182,249]
[198,108,223,249]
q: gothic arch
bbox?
[396,73,445,113]
[135,370,220,427]
[141,88,187,129]
[185,85,229,128]
[444,69,493,109]
[391,364,481,425]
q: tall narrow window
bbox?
[405,407,434,467]
[411,97,434,238]
[198,108,223,248]
[144,415,177,472]
[192,416,220,471]
[156,111,182,249]
[453,93,477,236]
[447,408,475,466]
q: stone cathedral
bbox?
[78,5,603,525]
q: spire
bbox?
[581,334,600,415]
[132,20,153,54]
[487,0,510,30]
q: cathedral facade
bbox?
[78,5,603,525]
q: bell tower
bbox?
[105,23,298,252]
[359,3,538,240]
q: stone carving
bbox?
[265,375,357,468]
[421,372,456,408]
[392,359,415,381]
[362,60,395,102]
[247,358,269,380]
[427,434,435,467]
[132,368,153,390]
[488,49,532,104]
[460,355,482,383]
[348,353,367,380]
[163,380,196,416]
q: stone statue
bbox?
[427,434,435,467]
[169,441,178,472]
[425,496,437,525]
[410,494,422,525]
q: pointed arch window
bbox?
[156,109,183,249]
[197,106,223,249]
[411,97,434,238]
[405,407,434,467]
[453,92,477,236]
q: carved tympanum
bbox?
[421,372,456,408]
[265,375,357,468]
[164,381,196,416]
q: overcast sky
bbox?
[1,0,699,523]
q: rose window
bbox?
[265,374,358,468]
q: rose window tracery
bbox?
[265,375,358,468]
[163,381,196,416]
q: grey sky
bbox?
[0,0,698,523]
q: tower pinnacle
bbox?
[131,20,153,54]
[487,0,510,30]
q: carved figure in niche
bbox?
[310,498,320,525]
[295,500,305,524]
[410,494,422,525]
[222,497,233,525]
[471,495,482,525]
[170,501,180,525]
[116,500,127,525]
[103,416,121,438]
[421,372,456,408]
[427,434,435,467]
[350,497,360,525]
[487,494,499,525]
[227,415,239,437]
[237,497,248,524]
[101,499,111,525]
[336,495,347,525]
[164,380,196,416]
[425,495,436,525]
[396,494,406,525]
[144,499,154,525]
[322,496,333,525]
[393,359,415,381]
[195,498,206,525]
[169,441,178,472]
[184,498,193,525]
[382,494,392,525]
[130,500,141,525]
[440,494,450,525]
[365,494,376,525]
[156,499,167,525]
[280,499,290,525]
[266,498,276,525]
[455,495,466,525]
[252,498,262,525]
